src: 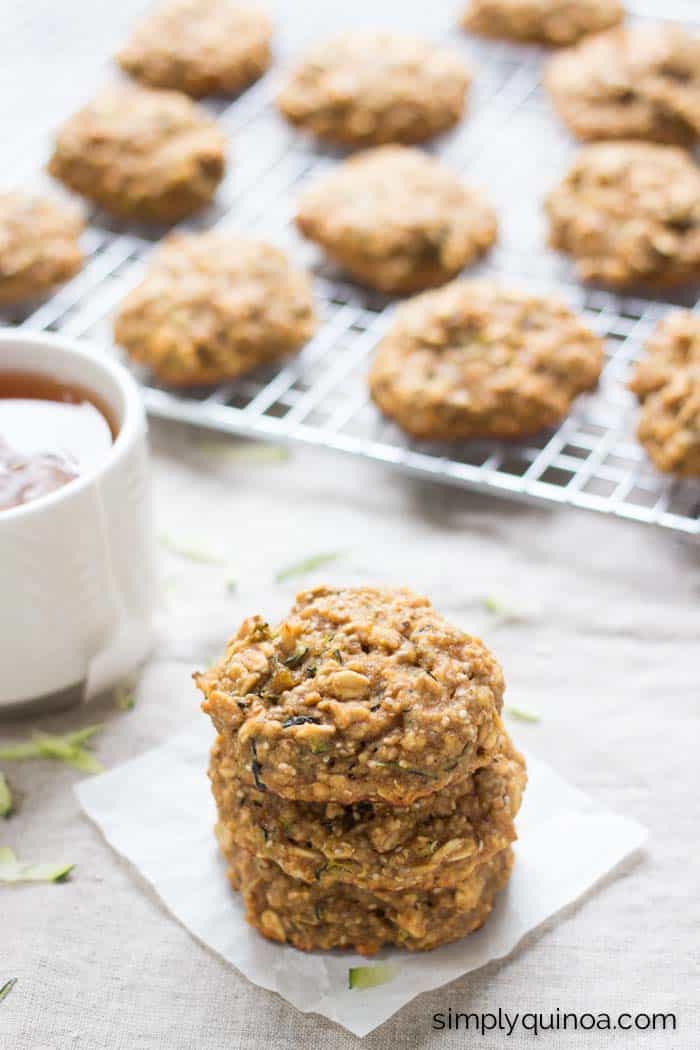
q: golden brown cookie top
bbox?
[629,313,700,478]
[630,312,700,402]
[545,142,700,287]
[197,585,505,805]
[114,231,315,386]
[297,147,484,256]
[634,370,700,478]
[295,145,497,293]
[546,26,700,147]
[117,0,272,97]
[369,279,603,440]
[48,85,226,223]
[0,192,84,304]
[276,31,470,147]
[462,0,623,46]
[51,84,224,163]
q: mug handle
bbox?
[84,430,155,698]
[0,483,123,707]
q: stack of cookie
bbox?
[197,585,526,955]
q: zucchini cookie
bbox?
[276,32,470,148]
[210,731,525,891]
[0,192,83,305]
[117,0,272,98]
[48,86,226,223]
[628,312,700,477]
[114,232,315,386]
[295,146,497,294]
[197,586,505,806]
[546,26,700,148]
[369,279,603,441]
[461,0,623,47]
[545,142,700,288]
[225,842,513,954]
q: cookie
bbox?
[276,32,470,147]
[461,0,623,47]
[295,146,497,294]
[629,312,700,477]
[633,372,700,479]
[546,26,700,148]
[197,586,505,806]
[0,192,83,305]
[117,0,272,98]
[369,279,603,441]
[48,85,226,223]
[225,842,513,954]
[114,232,315,386]
[545,142,700,288]
[210,731,525,891]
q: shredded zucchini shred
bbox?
[0,847,73,884]
[275,550,343,583]
[348,965,399,990]
[0,774,12,818]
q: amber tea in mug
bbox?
[0,371,115,513]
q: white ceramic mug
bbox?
[0,331,155,716]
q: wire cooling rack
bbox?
[4,6,700,536]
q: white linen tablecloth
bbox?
[1,3,698,1047]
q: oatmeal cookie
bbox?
[114,232,315,386]
[545,142,700,288]
[546,27,700,148]
[48,86,226,223]
[225,842,513,954]
[210,731,525,891]
[276,32,470,147]
[117,0,272,98]
[197,586,505,806]
[461,0,623,47]
[629,312,700,477]
[0,192,83,305]
[629,311,700,401]
[295,146,497,294]
[633,372,700,478]
[369,279,603,441]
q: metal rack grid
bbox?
[4,7,700,536]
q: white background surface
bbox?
[1,2,699,1048]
